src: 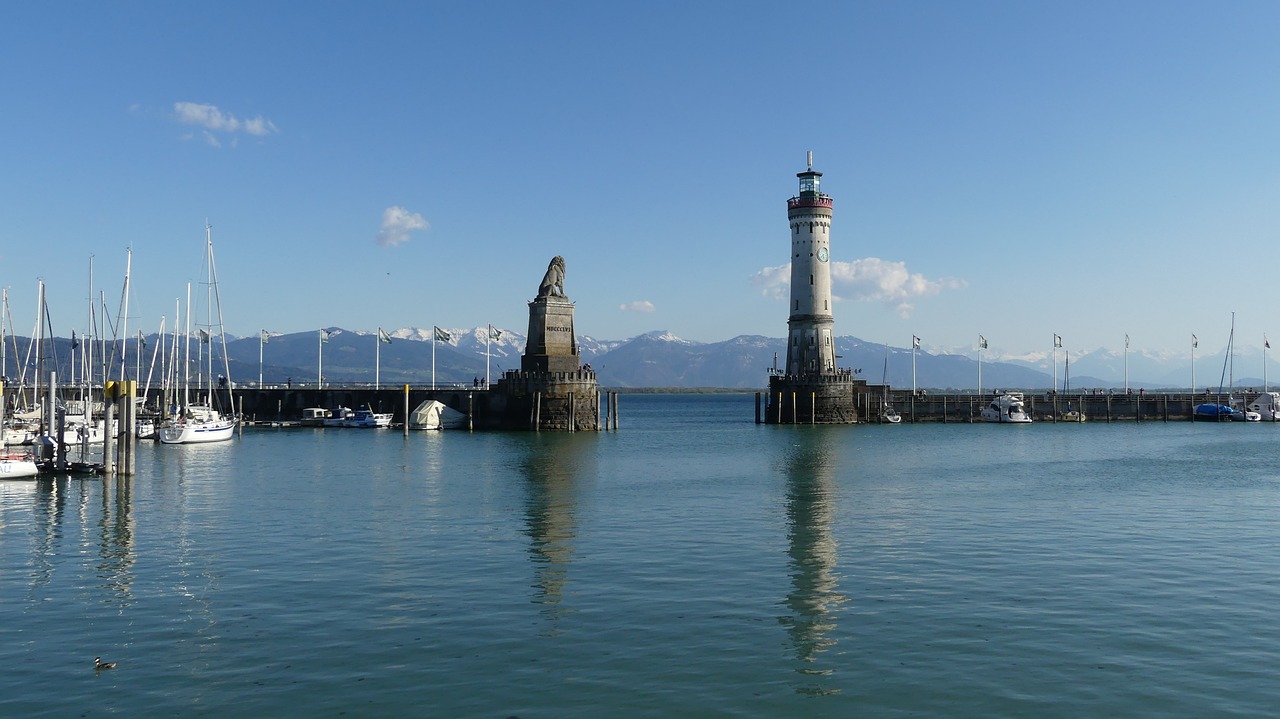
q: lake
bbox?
[2,393,1278,717]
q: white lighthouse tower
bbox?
[765,153,862,424]
[785,151,836,376]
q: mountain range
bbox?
[3,327,1269,391]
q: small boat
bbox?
[0,449,39,478]
[323,407,353,427]
[300,408,330,427]
[160,404,237,444]
[1247,392,1280,421]
[345,407,392,428]
[881,403,902,424]
[1059,401,1086,422]
[981,392,1032,423]
[159,225,239,445]
[408,400,467,430]
[1193,403,1243,421]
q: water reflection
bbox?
[780,429,848,695]
[518,435,593,633]
[97,474,136,605]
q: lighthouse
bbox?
[764,153,863,424]
[785,151,836,376]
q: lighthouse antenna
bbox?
[806,150,813,171]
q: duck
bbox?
[94,657,116,670]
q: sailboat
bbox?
[160,224,238,444]
[880,350,900,423]
[1059,351,1086,422]
[1194,312,1256,421]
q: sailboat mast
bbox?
[119,248,131,381]
[184,282,191,411]
[206,223,233,391]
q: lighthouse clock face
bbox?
[817,247,829,262]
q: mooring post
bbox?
[103,384,115,476]
[403,384,410,436]
[755,392,761,424]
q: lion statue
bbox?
[537,256,567,298]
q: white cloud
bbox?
[375,206,429,247]
[750,257,965,318]
[174,102,278,142]
[619,300,656,313]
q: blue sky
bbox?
[2,1,1277,361]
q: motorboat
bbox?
[323,407,353,427]
[300,408,330,427]
[0,449,39,478]
[1193,403,1244,421]
[408,400,467,430]
[345,407,392,428]
[1247,392,1280,421]
[980,392,1032,423]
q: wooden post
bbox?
[810,392,815,425]
[568,392,575,433]
[403,384,410,436]
[534,391,542,432]
[755,392,761,424]
[103,383,115,476]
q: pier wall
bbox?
[883,391,1244,423]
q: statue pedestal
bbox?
[522,297,579,373]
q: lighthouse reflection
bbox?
[780,429,848,694]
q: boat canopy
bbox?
[409,400,467,430]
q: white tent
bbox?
[409,399,467,430]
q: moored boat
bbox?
[300,408,330,427]
[0,449,39,479]
[345,407,392,428]
[1193,403,1243,421]
[408,400,467,430]
[981,392,1033,423]
[1247,392,1280,421]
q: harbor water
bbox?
[2,393,1279,717]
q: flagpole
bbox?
[977,335,984,396]
[486,324,492,388]
[1054,335,1064,391]
[1124,334,1129,394]
[432,334,437,390]
[259,329,265,386]
[318,329,323,388]
[911,336,917,394]
[376,328,381,390]
[1265,335,1269,393]
[1182,335,1192,394]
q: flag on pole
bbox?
[978,335,987,350]
[1125,334,1130,349]
[1192,334,1198,349]
[320,329,330,344]
[199,329,210,344]
[1267,335,1271,350]
[261,329,269,345]
[378,328,392,344]
[489,325,503,341]
[71,330,79,349]
[139,332,147,350]
[433,326,451,342]
[1053,334,1062,348]
[912,335,921,349]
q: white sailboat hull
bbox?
[159,418,236,444]
[0,451,39,478]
